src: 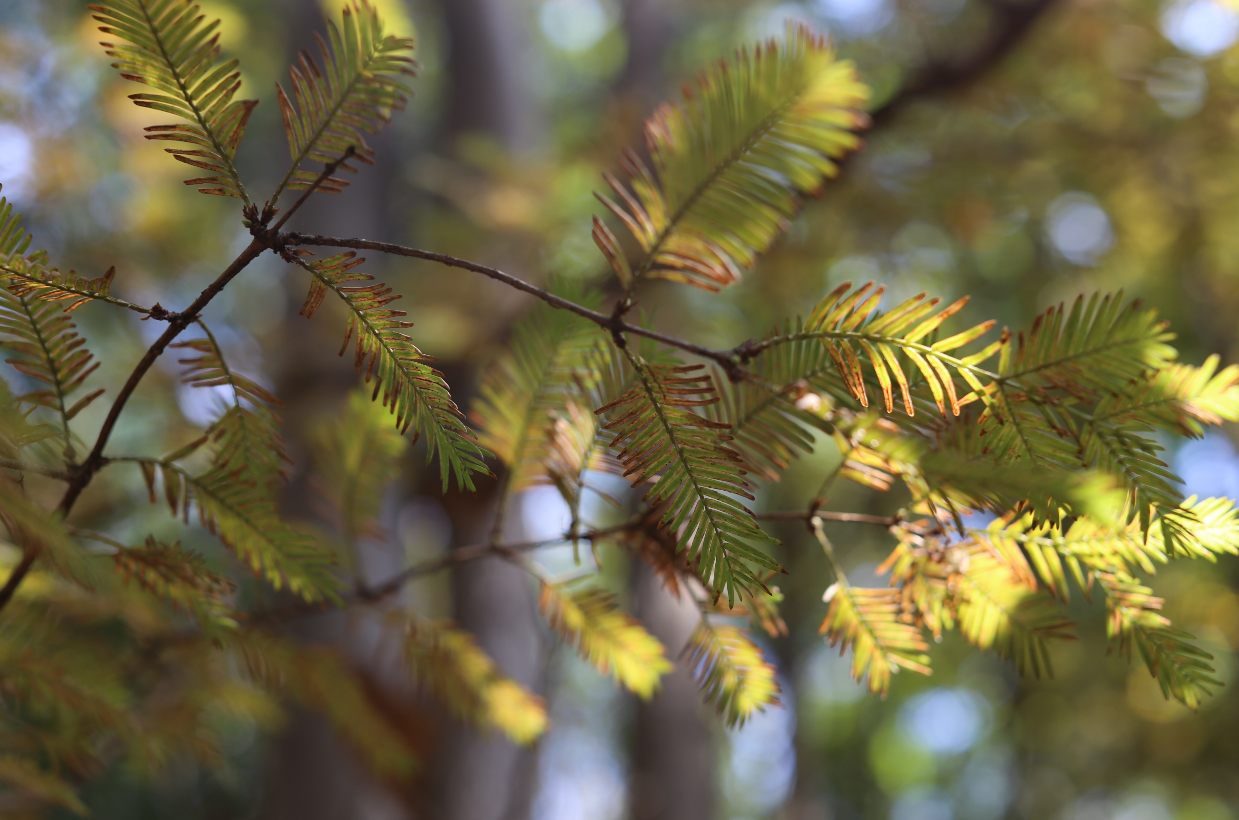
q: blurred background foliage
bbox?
[7,0,1239,817]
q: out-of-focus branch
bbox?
[869,0,1061,127]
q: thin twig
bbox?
[268,146,357,234]
[0,155,368,614]
[281,232,764,381]
[357,520,640,602]
[0,459,72,481]
[756,510,899,526]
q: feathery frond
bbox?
[294,252,490,491]
[271,1,416,203]
[594,24,869,291]
[0,190,148,320]
[311,389,406,544]
[0,478,109,591]
[538,583,672,698]
[820,583,931,695]
[113,536,237,631]
[401,618,547,745]
[998,292,1176,395]
[544,400,622,522]
[683,619,780,727]
[596,347,780,605]
[1092,355,1239,437]
[172,324,288,489]
[91,0,258,200]
[232,632,416,776]
[795,282,996,417]
[471,296,605,491]
[0,279,103,460]
[136,459,339,602]
[0,380,57,475]
[0,755,88,816]
[714,341,833,481]
[952,545,1074,678]
[1099,572,1220,708]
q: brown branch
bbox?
[868,0,1061,128]
[281,232,763,381]
[756,510,900,526]
[0,152,373,615]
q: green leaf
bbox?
[538,583,672,699]
[594,24,869,291]
[271,0,416,203]
[91,0,258,200]
[683,619,781,727]
[595,347,780,605]
[294,251,491,492]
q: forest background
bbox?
[6,0,1239,818]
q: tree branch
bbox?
[868,0,1061,128]
[280,232,766,381]
[756,510,900,526]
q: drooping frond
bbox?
[596,348,780,605]
[0,478,109,591]
[0,755,88,816]
[1092,355,1239,437]
[538,583,672,698]
[0,191,148,321]
[819,583,931,695]
[714,341,833,481]
[91,0,258,200]
[713,574,790,638]
[974,497,1239,593]
[471,295,605,491]
[311,389,407,544]
[796,282,997,417]
[544,400,622,523]
[998,292,1176,395]
[172,324,288,488]
[683,619,780,727]
[232,632,416,776]
[952,545,1074,678]
[136,459,339,602]
[294,252,490,491]
[594,24,869,291]
[616,502,696,597]
[1099,572,1220,708]
[271,1,416,203]
[401,618,547,745]
[113,536,237,631]
[0,274,104,460]
[0,380,57,474]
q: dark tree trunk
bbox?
[425,2,546,819]
[629,562,716,820]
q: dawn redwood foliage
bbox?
[1,1,1238,812]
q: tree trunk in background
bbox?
[615,2,719,816]
[428,2,545,820]
[616,0,676,107]
[629,562,716,820]
[260,1,411,818]
[440,0,540,153]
